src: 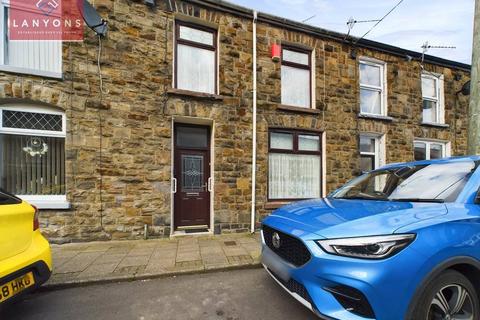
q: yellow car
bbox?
[0,189,52,306]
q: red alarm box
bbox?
[271,43,281,62]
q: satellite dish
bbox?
[81,0,108,37]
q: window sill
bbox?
[276,104,322,114]
[264,201,291,210]
[0,65,62,79]
[420,122,449,128]
[18,195,71,210]
[358,113,394,122]
[167,88,224,101]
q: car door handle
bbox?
[172,178,177,194]
[208,177,213,192]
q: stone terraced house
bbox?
[0,0,471,242]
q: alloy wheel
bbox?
[427,284,474,320]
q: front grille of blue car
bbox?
[262,225,311,267]
[268,268,314,306]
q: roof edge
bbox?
[183,0,471,72]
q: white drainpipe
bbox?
[250,10,258,234]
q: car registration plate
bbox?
[0,272,35,303]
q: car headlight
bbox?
[317,234,416,259]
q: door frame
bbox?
[170,117,214,236]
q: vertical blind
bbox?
[7,40,62,75]
[0,134,65,195]
[2,5,62,75]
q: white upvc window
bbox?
[414,139,450,161]
[421,73,445,124]
[359,58,387,116]
[359,133,385,172]
[0,105,68,209]
[0,1,62,78]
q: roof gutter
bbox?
[182,0,470,71]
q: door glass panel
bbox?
[176,126,208,148]
[182,155,204,192]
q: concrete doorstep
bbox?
[46,233,262,289]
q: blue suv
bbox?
[261,156,480,320]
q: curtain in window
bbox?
[0,134,65,195]
[281,66,310,108]
[269,153,320,199]
[360,89,381,114]
[177,44,215,94]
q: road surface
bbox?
[2,268,314,320]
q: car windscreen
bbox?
[0,188,21,205]
[330,160,479,202]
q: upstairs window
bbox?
[281,47,312,108]
[0,3,62,78]
[0,106,67,209]
[421,73,444,124]
[359,59,386,116]
[175,21,217,94]
[359,134,385,172]
[268,130,321,200]
[414,140,449,160]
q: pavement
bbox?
[3,269,313,320]
[48,233,262,288]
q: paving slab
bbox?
[46,233,261,288]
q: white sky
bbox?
[228,0,475,64]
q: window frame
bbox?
[413,139,450,161]
[359,133,385,173]
[174,20,218,95]
[421,73,445,124]
[0,2,63,78]
[0,105,69,209]
[280,45,313,109]
[268,128,322,201]
[359,58,387,116]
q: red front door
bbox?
[173,124,211,230]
